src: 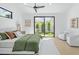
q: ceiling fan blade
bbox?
[34,8,37,13]
[36,6,45,8]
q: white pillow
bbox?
[14,31,23,37]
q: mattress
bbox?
[0,38,19,48]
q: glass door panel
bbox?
[35,17,45,36]
[45,17,54,37]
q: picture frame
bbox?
[71,17,79,28]
[25,20,31,27]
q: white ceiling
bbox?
[16,3,74,14]
[0,3,75,14]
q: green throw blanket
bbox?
[13,34,41,53]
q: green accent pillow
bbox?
[0,35,2,40]
[0,33,8,40]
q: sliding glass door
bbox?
[45,17,54,37]
[34,17,45,36]
[34,16,55,37]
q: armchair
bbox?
[66,34,79,46]
[58,31,69,41]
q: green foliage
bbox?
[47,21,51,32]
[36,23,39,32]
[36,23,39,29]
[41,22,44,33]
[35,20,54,37]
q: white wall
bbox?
[22,13,67,36]
[0,17,17,32]
[0,3,24,30]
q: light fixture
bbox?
[49,3,52,5]
[24,3,45,13]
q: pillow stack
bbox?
[0,32,16,40]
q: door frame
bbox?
[34,16,55,37]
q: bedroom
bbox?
[0,3,79,55]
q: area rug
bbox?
[39,37,60,55]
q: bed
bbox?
[0,34,41,55]
[0,17,41,54]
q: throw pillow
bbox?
[6,32,16,39]
[0,33,9,40]
[0,35,2,40]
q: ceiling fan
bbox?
[25,3,45,13]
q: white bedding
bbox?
[0,38,19,48]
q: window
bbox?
[0,7,12,19]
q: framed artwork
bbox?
[25,20,31,27]
[71,18,77,28]
[0,7,12,19]
[71,18,78,28]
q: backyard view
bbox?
[35,16,55,37]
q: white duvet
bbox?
[0,38,19,48]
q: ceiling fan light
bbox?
[49,3,52,5]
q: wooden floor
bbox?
[53,37,79,55]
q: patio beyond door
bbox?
[34,16,55,37]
